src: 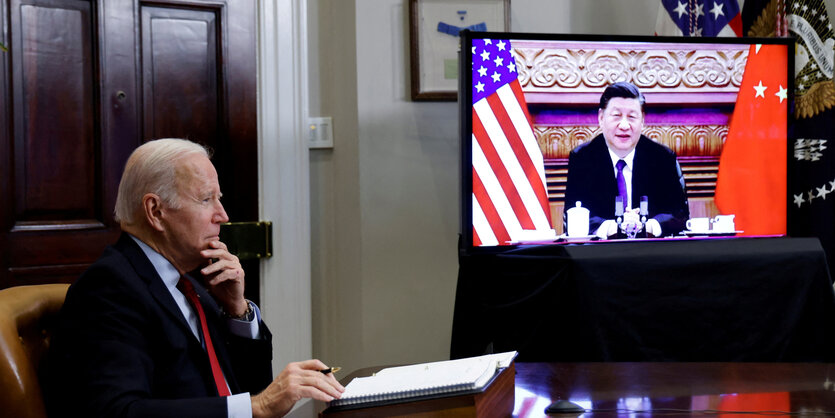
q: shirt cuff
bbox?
[226,301,262,339]
[646,218,662,237]
[226,392,252,418]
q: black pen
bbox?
[320,366,341,375]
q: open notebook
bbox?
[328,351,517,408]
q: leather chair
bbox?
[0,283,70,418]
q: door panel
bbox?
[141,6,218,145]
[138,0,257,224]
[14,1,97,225]
[1,0,121,288]
[0,0,258,298]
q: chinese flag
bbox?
[714,44,787,235]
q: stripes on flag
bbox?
[471,38,555,246]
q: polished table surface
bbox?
[324,362,835,416]
[513,362,835,417]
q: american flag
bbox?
[471,38,555,246]
[656,0,743,36]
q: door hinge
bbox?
[219,221,272,260]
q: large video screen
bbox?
[459,31,793,251]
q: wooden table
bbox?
[514,362,835,417]
[322,362,835,416]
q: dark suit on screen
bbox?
[564,134,689,236]
[47,233,273,418]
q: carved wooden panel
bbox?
[534,124,727,160]
[513,41,748,103]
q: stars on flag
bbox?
[793,1,832,26]
[471,38,522,104]
[794,177,835,207]
[693,2,705,18]
[793,138,832,208]
[817,186,831,200]
[746,50,786,104]
[673,1,687,18]
[658,0,740,37]
[776,85,787,103]
[753,81,767,98]
[710,2,724,19]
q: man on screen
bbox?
[563,81,689,238]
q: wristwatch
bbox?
[224,300,254,321]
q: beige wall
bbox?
[306,0,831,375]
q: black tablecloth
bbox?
[451,237,835,361]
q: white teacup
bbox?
[712,214,736,232]
[686,217,711,232]
[566,201,590,237]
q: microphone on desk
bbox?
[614,196,624,239]
[639,196,649,238]
[615,196,624,223]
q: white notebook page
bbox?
[331,351,517,406]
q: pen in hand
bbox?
[320,366,341,375]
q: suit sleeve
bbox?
[648,151,689,236]
[224,317,273,394]
[49,264,228,418]
[564,148,608,233]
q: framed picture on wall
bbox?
[409,0,510,101]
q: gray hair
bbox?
[114,138,210,226]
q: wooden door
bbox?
[0,0,259,300]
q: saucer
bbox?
[682,230,743,237]
[557,234,598,242]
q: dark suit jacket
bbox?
[564,134,689,236]
[47,233,273,418]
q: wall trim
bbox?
[257,0,312,372]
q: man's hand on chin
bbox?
[199,240,248,316]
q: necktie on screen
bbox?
[177,276,232,397]
[616,159,628,212]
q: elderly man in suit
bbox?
[564,82,689,238]
[48,138,343,417]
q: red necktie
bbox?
[177,277,232,397]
